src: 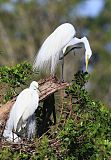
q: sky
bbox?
[75,0,105,18]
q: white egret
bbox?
[33,23,92,81]
[3,81,39,142]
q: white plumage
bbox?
[33,23,92,77]
[3,81,39,142]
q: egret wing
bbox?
[12,88,32,131]
[33,23,75,74]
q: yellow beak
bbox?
[85,55,89,72]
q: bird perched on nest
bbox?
[33,23,92,81]
[3,81,39,142]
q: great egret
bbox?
[33,23,92,81]
[3,81,39,142]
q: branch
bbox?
[0,76,69,125]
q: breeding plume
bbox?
[3,81,39,142]
[33,23,92,80]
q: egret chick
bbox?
[33,23,92,81]
[3,81,39,142]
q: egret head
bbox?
[30,81,39,91]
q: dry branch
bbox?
[0,76,69,125]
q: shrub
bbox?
[58,71,111,159]
[0,61,33,102]
[1,71,111,159]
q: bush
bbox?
[1,71,111,159]
[59,71,111,159]
[0,61,33,102]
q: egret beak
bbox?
[85,55,89,72]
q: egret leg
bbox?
[59,52,64,82]
[12,131,14,142]
[61,55,64,82]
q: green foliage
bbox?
[0,61,33,102]
[58,71,111,159]
[66,71,90,106]
[0,148,12,160]
[1,71,111,159]
[32,136,56,160]
[0,61,32,87]
[4,88,15,102]
[0,147,30,160]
